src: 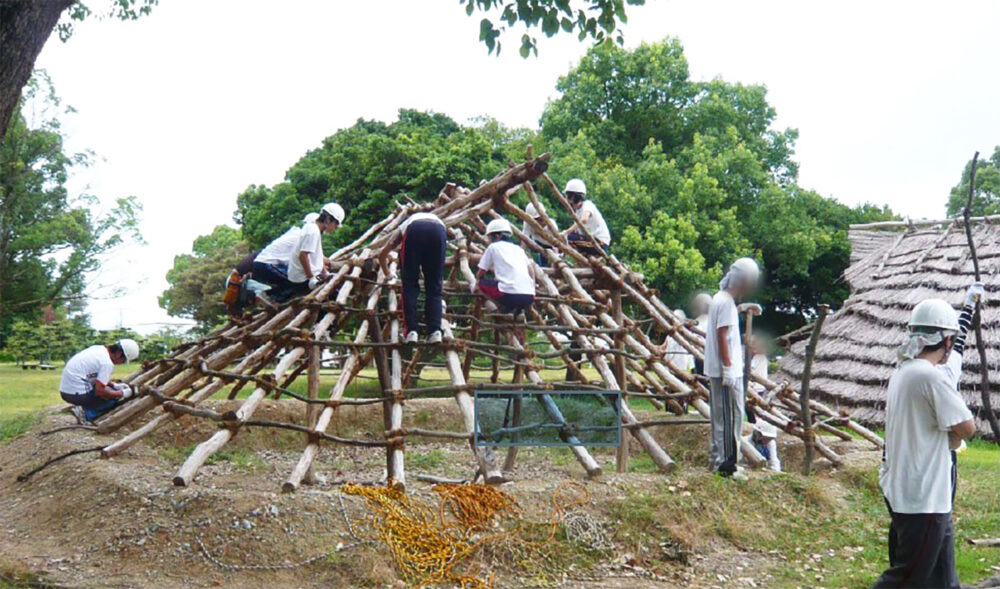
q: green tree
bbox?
[159,225,247,331]
[235,111,536,248]
[461,0,647,57]
[946,147,1000,217]
[0,72,142,344]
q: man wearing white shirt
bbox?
[705,257,761,478]
[60,339,140,424]
[522,201,557,266]
[250,212,316,303]
[287,203,344,298]
[873,297,977,589]
[560,179,610,257]
[474,218,536,315]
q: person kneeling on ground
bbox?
[60,338,140,424]
[746,420,781,473]
[560,179,610,257]
[705,257,762,479]
[873,298,977,589]
[396,211,447,344]
[287,204,344,298]
[474,218,537,316]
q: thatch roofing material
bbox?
[778,221,1000,437]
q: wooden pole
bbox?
[302,333,322,485]
[962,151,1000,443]
[800,304,830,475]
[613,289,629,473]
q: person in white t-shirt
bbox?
[662,309,695,374]
[560,179,610,257]
[251,212,318,303]
[873,297,976,589]
[392,211,448,344]
[690,291,713,376]
[59,338,140,424]
[522,201,557,266]
[474,218,537,315]
[705,257,761,478]
[287,203,344,297]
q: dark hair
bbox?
[318,211,335,224]
[566,191,585,202]
[108,343,125,358]
[923,338,950,353]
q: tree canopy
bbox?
[461,0,646,57]
[946,147,1000,217]
[0,72,142,345]
[159,225,246,330]
[165,38,894,336]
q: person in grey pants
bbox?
[704,257,761,477]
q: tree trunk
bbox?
[0,0,74,138]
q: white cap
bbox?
[486,218,513,235]
[118,338,140,362]
[303,212,319,224]
[525,201,545,217]
[693,292,713,309]
[321,202,345,225]
[673,308,687,320]
[730,257,761,285]
[754,421,778,438]
[908,299,959,332]
[564,178,587,195]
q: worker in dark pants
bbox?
[398,212,447,344]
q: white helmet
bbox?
[525,201,545,217]
[754,421,778,439]
[908,299,959,332]
[731,257,761,285]
[564,178,587,195]
[302,212,319,224]
[486,218,513,235]
[693,292,713,307]
[321,202,345,225]
[118,338,140,362]
[673,308,687,320]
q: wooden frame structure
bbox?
[93,155,882,490]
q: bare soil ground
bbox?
[0,398,881,588]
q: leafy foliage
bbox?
[235,111,537,248]
[461,0,645,57]
[0,72,142,345]
[946,147,1000,217]
[173,39,896,334]
[58,0,159,41]
[159,225,247,331]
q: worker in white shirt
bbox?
[663,309,695,373]
[560,179,610,257]
[746,420,781,473]
[287,204,344,298]
[690,291,713,377]
[705,257,761,478]
[873,297,977,589]
[397,211,448,344]
[252,212,318,302]
[522,201,557,266]
[474,218,537,315]
[60,339,140,424]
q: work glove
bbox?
[119,385,133,399]
[965,281,985,307]
[470,281,479,295]
[722,365,740,390]
[737,302,763,316]
[308,276,320,290]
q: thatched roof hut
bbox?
[777,216,1000,436]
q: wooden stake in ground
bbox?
[962,151,1000,444]
[800,304,830,475]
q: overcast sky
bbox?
[32,0,1000,332]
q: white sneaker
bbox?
[405,331,419,344]
[70,405,89,425]
[427,331,442,344]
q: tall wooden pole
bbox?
[800,304,829,475]
[962,151,1000,444]
[613,289,629,473]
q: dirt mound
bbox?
[0,400,878,588]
